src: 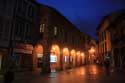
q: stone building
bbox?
[11,0,39,71]
[97,15,112,65]
[0,0,16,71]
[33,5,88,73]
[0,0,39,71]
[0,0,93,74]
[97,10,125,67]
[107,10,125,68]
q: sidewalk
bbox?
[0,66,125,83]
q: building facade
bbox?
[0,1,94,74]
[107,10,125,68]
[0,0,39,72]
[97,16,112,65]
[11,0,39,71]
[97,10,125,67]
[32,5,89,73]
[0,0,16,71]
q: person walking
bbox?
[104,54,111,76]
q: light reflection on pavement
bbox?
[13,64,125,83]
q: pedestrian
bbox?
[104,55,110,76]
[4,66,15,83]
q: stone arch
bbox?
[76,51,80,66]
[62,47,70,70]
[50,44,60,71]
[33,44,44,71]
[70,49,76,67]
[80,52,85,65]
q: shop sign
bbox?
[14,43,33,54]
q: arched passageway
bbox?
[81,52,85,65]
[33,44,43,71]
[76,51,80,66]
[70,49,76,67]
[50,44,60,72]
[62,48,70,70]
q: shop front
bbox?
[0,48,8,71]
[62,48,70,70]
[50,44,60,72]
[33,44,44,71]
[13,43,33,71]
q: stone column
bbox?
[32,50,37,71]
[60,53,63,70]
[41,50,51,74]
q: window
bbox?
[58,29,62,42]
[64,31,67,42]
[25,23,31,38]
[28,5,33,17]
[102,32,104,41]
[61,30,64,42]
[23,1,27,13]
[15,20,24,40]
[99,32,102,41]
[104,31,106,40]
[17,0,26,14]
[17,0,22,13]
[4,20,10,37]
[50,55,57,63]
[40,24,45,33]
[0,19,4,38]
[54,26,57,36]
[1,20,10,40]
[101,32,103,41]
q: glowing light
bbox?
[52,47,56,51]
[89,47,95,54]
[81,52,85,56]
[63,49,66,53]
[76,51,80,55]
[71,51,73,54]
[70,50,75,55]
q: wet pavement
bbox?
[1,64,125,83]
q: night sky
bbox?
[36,0,124,39]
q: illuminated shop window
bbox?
[50,54,57,63]
[64,56,69,62]
[64,56,67,62]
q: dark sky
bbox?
[36,0,124,38]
